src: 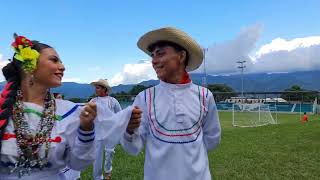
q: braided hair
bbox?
[0,41,51,152]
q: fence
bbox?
[111,91,320,114]
[214,91,319,114]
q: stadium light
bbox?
[202,48,208,87]
[237,60,246,98]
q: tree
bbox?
[281,85,317,102]
[87,93,96,102]
[68,97,85,103]
[207,84,236,102]
[111,85,150,102]
[129,85,149,95]
[111,91,132,102]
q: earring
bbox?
[29,74,34,87]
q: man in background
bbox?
[91,79,122,180]
[53,92,64,99]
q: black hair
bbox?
[53,93,64,99]
[0,40,51,151]
[147,40,189,67]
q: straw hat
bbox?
[91,79,111,93]
[137,27,204,72]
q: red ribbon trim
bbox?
[2,133,62,143]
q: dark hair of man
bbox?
[147,40,189,68]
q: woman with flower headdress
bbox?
[0,34,96,179]
[0,34,142,180]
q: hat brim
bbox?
[137,27,203,72]
[91,82,112,93]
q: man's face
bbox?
[151,46,185,82]
[95,85,107,97]
[56,94,63,99]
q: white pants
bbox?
[93,141,115,180]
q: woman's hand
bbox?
[80,102,97,131]
[126,106,142,134]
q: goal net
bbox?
[232,103,276,127]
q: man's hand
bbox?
[80,102,97,131]
[126,106,142,134]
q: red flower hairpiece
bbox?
[11,33,33,49]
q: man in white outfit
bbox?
[91,79,122,180]
[122,27,221,180]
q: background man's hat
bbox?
[91,79,111,93]
[137,27,204,72]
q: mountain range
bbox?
[0,70,319,99]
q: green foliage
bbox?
[68,97,86,103]
[111,85,150,102]
[87,93,96,101]
[281,85,317,102]
[207,84,237,102]
[129,85,149,95]
[111,91,133,102]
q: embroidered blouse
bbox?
[0,100,95,180]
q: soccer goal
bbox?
[232,103,277,127]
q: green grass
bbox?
[81,112,320,180]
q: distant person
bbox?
[60,79,140,180]
[54,92,64,99]
[91,79,122,180]
[121,27,221,180]
[302,112,308,122]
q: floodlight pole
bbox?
[237,60,246,98]
[202,48,208,87]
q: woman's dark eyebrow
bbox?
[49,55,61,62]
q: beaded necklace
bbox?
[11,89,56,177]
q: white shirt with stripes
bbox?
[121,81,221,180]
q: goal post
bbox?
[232,103,277,127]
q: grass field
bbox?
[81,112,320,180]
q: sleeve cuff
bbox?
[124,129,139,142]
[77,127,95,143]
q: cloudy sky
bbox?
[195,24,320,75]
[0,1,319,86]
[110,24,320,85]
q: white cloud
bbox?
[108,24,320,85]
[0,54,9,68]
[195,24,320,75]
[195,24,262,74]
[252,43,320,73]
[109,60,156,86]
[0,54,10,81]
[255,36,320,58]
